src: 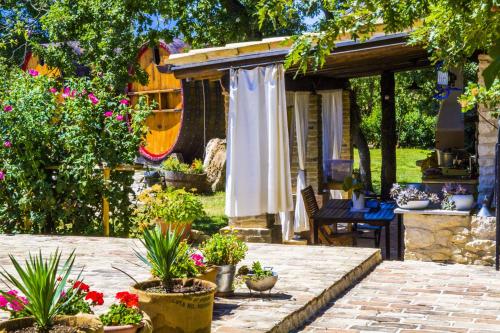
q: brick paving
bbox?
[298,260,500,333]
[0,235,380,332]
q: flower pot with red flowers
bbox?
[131,226,216,333]
[135,185,205,240]
[100,292,147,333]
[0,250,103,333]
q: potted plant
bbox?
[237,261,278,294]
[390,184,440,209]
[162,156,211,193]
[99,292,145,333]
[131,226,217,333]
[189,251,218,284]
[200,232,248,296]
[0,250,103,333]
[135,185,205,239]
[342,171,366,210]
[442,183,475,211]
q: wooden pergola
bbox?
[160,32,431,199]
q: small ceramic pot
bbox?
[214,264,236,296]
[245,273,278,293]
[398,200,430,210]
[450,194,474,210]
[352,193,365,210]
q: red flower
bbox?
[116,291,139,308]
[85,291,104,306]
[72,281,90,292]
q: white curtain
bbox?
[293,92,310,233]
[319,90,344,199]
[225,64,293,218]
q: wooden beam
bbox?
[285,75,348,91]
[380,71,397,200]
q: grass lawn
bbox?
[193,191,228,235]
[354,148,431,194]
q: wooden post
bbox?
[380,71,397,200]
[103,167,111,236]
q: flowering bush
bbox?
[0,69,152,234]
[99,292,143,327]
[58,280,103,315]
[390,184,440,206]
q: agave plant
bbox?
[0,250,81,332]
[135,226,184,292]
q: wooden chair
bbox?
[301,185,357,246]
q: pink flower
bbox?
[104,111,113,118]
[190,253,205,267]
[62,87,76,99]
[28,69,39,77]
[49,87,58,93]
[116,114,124,121]
[3,105,12,112]
[88,93,99,105]
[0,171,5,181]
[0,295,8,308]
[119,99,129,106]
[4,141,11,148]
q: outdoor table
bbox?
[312,199,402,260]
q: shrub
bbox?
[0,69,152,234]
[162,156,205,175]
[201,232,248,266]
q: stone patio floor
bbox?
[297,260,500,333]
[0,235,381,332]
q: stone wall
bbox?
[477,55,497,201]
[404,211,496,266]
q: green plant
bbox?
[0,250,80,332]
[201,232,248,266]
[135,185,205,226]
[134,226,186,292]
[162,156,205,175]
[342,171,365,196]
[99,292,142,326]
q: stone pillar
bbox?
[477,55,497,201]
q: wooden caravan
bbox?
[129,40,225,162]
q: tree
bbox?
[0,0,308,90]
[259,0,499,110]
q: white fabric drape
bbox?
[293,92,310,233]
[319,90,344,199]
[225,64,293,218]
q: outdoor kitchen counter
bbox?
[395,208,496,266]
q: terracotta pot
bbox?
[130,278,216,333]
[156,219,192,240]
[0,314,103,333]
[163,170,211,193]
[197,266,217,284]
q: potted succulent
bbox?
[442,183,475,211]
[99,292,145,333]
[390,184,440,209]
[0,250,103,333]
[342,171,366,210]
[162,156,211,193]
[237,261,278,294]
[200,232,248,296]
[130,226,217,333]
[135,185,205,239]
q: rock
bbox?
[405,228,435,249]
[203,138,226,192]
[190,229,210,244]
[451,234,469,245]
[465,239,496,254]
[435,230,452,247]
[451,254,469,264]
[471,216,496,240]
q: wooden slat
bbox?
[127,89,181,95]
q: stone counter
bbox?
[395,208,496,266]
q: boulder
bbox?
[471,215,496,240]
[203,138,227,192]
